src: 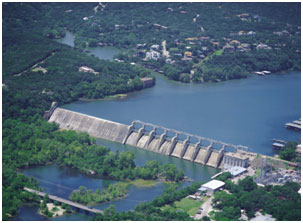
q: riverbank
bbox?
[79,93,128,102]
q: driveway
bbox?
[194,196,213,220]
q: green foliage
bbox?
[93,182,202,221]
[214,172,232,182]
[65,205,72,213]
[52,206,59,212]
[70,182,129,205]
[279,141,298,161]
[2,117,184,219]
[212,176,301,221]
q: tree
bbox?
[238,177,257,192]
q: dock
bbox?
[24,187,104,215]
[285,122,301,131]
[272,138,286,149]
[272,142,285,149]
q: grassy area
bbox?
[204,49,223,61]
[32,66,47,73]
[161,197,205,217]
[128,179,158,187]
[175,197,204,216]
[213,49,223,56]
[103,94,128,100]
[255,168,261,177]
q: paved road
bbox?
[194,196,213,220]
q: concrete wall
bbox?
[49,108,128,143]
[49,108,251,170]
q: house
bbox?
[200,36,210,41]
[247,31,256,36]
[230,40,240,46]
[79,66,99,75]
[238,30,246,36]
[140,77,154,88]
[145,51,161,60]
[201,46,209,52]
[136,43,146,49]
[184,51,192,57]
[296,144,301,154]
[273,31,283,36]
[185,37,198,41]
[198,180,225,195]
[211,41,220,46]
[223,43,235,53]
[256,43,272,50]
[151,44,160,51]
[236,13,249,18]
[239,43,251,52]
[153,24,168,30]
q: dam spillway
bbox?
[49,108,129,143]
[48,107,252,169]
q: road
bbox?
[162,40,169,58]
[194,196,213,220]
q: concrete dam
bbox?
[49,107,251,169]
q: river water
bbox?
[15,32,300,221]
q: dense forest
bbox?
[2,2,301,221]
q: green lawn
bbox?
[213,49,223,56]
[128,179,158,187]
[175,197,204,216]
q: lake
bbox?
[56,31,120,61]
[64,71,301,156]
[15,31,300,221]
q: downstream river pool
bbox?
[15,32,300,221]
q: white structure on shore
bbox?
[198,180,225,195]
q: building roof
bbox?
[201,180,225,190]
[224,165,247,176]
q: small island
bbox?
[70,182,128,205]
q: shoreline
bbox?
[79,93,128,102]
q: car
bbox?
[88,206,93,209]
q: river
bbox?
[15,31,300,221]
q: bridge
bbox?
[24,187,104,215]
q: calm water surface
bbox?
[56,31,120,61]
[16,32,300,221]
[64,72,301,156]
[55,31,75,47]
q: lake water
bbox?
[55,31,75,47]
[64,72,301,156]
[56,31,120,61]
[16,32,300,221]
